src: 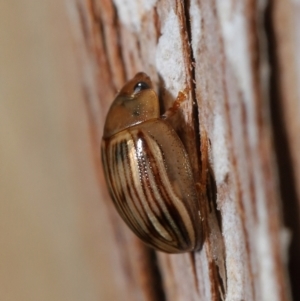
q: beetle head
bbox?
[103,73,160,138]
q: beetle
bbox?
[101,72,202,253]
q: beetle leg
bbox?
[161,88,189,120]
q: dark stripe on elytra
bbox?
[132,133,166,240]
[111,141,129,216]
[135,131,188,247]
[105,140,134,229]
[135,131,182,245]
[145,146,186,246]
[103,142,119,205]
[113,135,154,239]
[141,146,179,243]
[119,138,148,235]
[138,131,192,248]
[125,132,158,237]
[109,142,120,199]
[113,141,126,201]
[130,130,177,247]
[116,140,137,227]
[116,139,145,234]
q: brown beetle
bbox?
[101,72,202,253]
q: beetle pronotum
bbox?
[101,72,203,253]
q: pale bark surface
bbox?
[0,1,299,301]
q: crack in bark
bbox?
[182,1,226,300]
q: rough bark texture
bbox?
[1,0,299,301]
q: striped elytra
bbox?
[101,72,202,253]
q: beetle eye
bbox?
[133,81,150,94]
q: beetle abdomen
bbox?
[102,120,201,253]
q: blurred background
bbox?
[0,2,119,300]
